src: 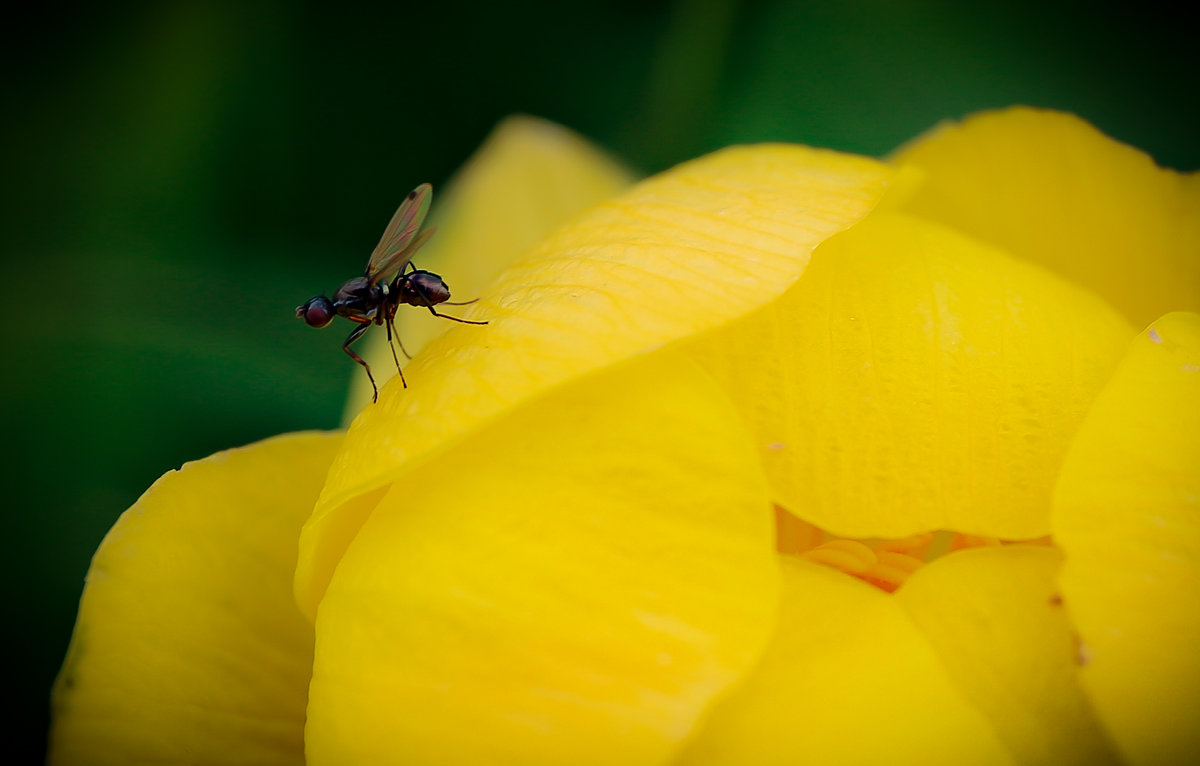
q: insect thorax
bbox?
[332,276,381,316]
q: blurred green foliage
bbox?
[2,0,1194,760]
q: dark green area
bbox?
[2,0,1194,761]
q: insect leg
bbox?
[341,321,392,402]
[384,310,412,365]
[423,304,489,325]
[414,289,488,325]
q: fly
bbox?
[296,183,486,401]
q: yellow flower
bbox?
[51,109,1200,766]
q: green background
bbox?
[3,0,1194,761]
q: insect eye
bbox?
[297,296,335,328]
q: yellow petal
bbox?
[297,144,893,616]
[305,352,777,766]
[896,545,1121,766]
[50,431,341,766]
[345,116,635,417]
[892,107,1200,328]
[677,558,1012,766]
[1052,312,1200,766]
[688,211,1134,539]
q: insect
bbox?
[296,183,486,401]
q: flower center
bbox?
[775,506,1049,592]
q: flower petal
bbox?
[50,431,341,766]
[345,116,635,416]
[297,145,893,616]
[676,558,1013,766]
[1052,312,1200,766]
[892,107,1200,328]
[688,211,1133,538]
[305,352,777,766]
[896,545,1121,766]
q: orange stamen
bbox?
[777,507,1051,594]
[874,533,934,553]
[803,539,877,575]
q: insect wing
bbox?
[394,225,436,270]
[366,183,433,285]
